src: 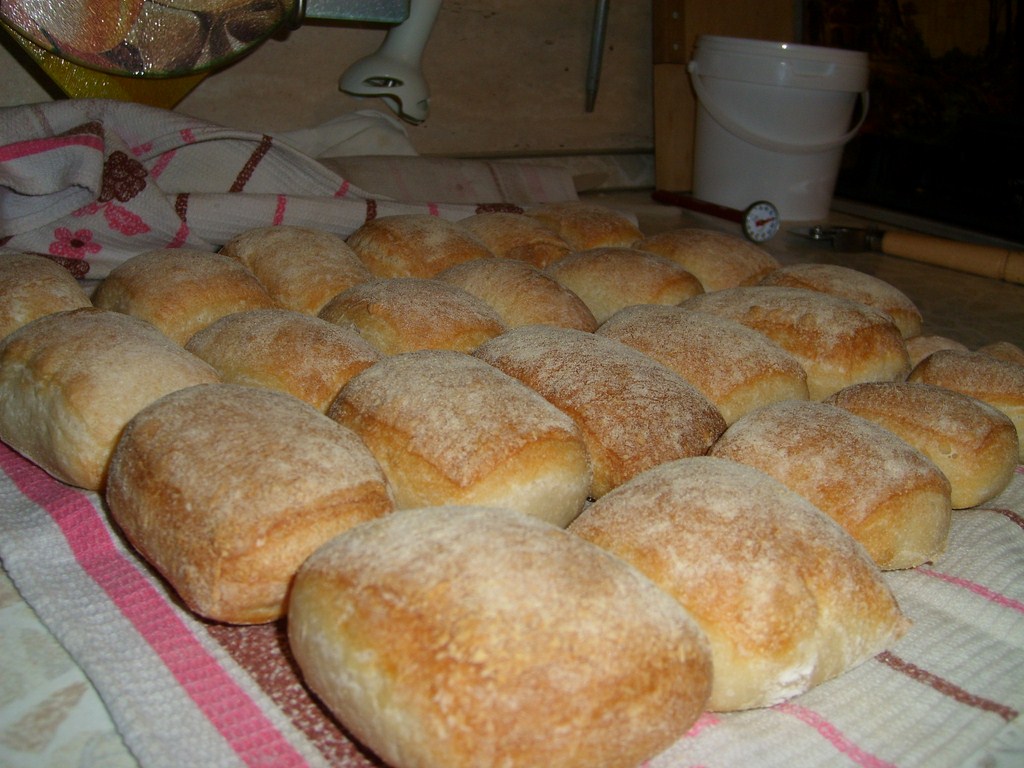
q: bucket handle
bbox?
[688,60,869,155]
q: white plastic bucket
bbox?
[688,35,869,221]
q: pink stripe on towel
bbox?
[0,133,104,162]
[918,568,1024,615]
[775,702,897,768]
[0,446,308,767]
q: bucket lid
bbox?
[691,35,869,92]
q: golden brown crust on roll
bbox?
[710,399,952,570]
[827,381,1018,508]
[456,211,572,268]
[328,350,592,526]
[905,335,969,368]
[346,214,494,278]
[106,383,394,624]
[0,308,220,490]
[185,308,380,412]
[91,249,279,345]
[437,258,597,331]
[219,225,372,315]
[636,228,780,292]
[525,201,643,250]
[680,286,911,400]
[909,349,1024,461]
[758,263,923,339]
[570,456,908,711]
[318,277,506,355]
[978,340,1024,367]
[0,252,92,341]
[597,304,809,425]
[288,506,712,768]
[474,325,727,498]
[544,247,704,324]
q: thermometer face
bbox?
[742,201,780,243]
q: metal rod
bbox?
[585,0,609,112]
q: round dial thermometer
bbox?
[742,201,780,243]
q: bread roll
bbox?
[597,304,809,425]
[219,225,372,314]
[91,249,279,345]
[569,456,909,711]
[758,263,923,339]
[0,252,92,340]
[106,383,394,624]
[346,214,494,278]
[905,334,969,368]
[328,350,591,526]
[827,381,1018,508]
[545,247,704,324]
[710,399,952,570]
[185,308,380,412]
[636,228,780,291]
[680,286,911,400]
[474,325,726,498]
[525,201,643,250]
[437,258,597,331]
[456,211,572,268]
[318,278,505,355]
[0,308,220,490]
[908,349,1024,461]
[288,506,712,768]
[978,340,1024,367]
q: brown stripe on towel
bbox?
[877,651,1019,722]
[230,134,274,193]
[988,507,1024,532]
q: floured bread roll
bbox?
[318,277,506,354]
[570,456,908,711]
[909,349,1024,461]
[474,325,726,498]
[328,350,591,526]
[711,399,952,569]
[185,309,380,412]
[456,211,572,268]
[978,340,1024,367]
[681,286,910,400]
[758,263,923,339]
[0,308,220,490]
[437,258,597,331]
[905,335,969,368]
[597,304,808,425]
[827,381,1018,508]
[525,201,643,250]
[219,225,372,314]
[545,247,704,324]
[92,249,278,345]
[107,383,394,624]
[289,506,712,768]
[636,228,780,291]
[346,214,494,278]
[0,252,92,340]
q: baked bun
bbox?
[680,286,911,400]
[288,506,712,768]
[346,214,494,278]
[328,350,591,526]
[908,349,1024,461]
[827,381,1018,508]
[91,249,278,345]
[597,304,809,425]
[318,278,506,355]
[106,383,394,624]
[474,325,726,498]
[456,211,572,268]
[545,247,704,324]
[185,308,380,412]
[570,456,909,711]
[0,308,220,490]
[437,258,597,331]
[905,335,969,368]
[525,201,643,250]
[978,340,1024,367]
[711,399,952,570]
[0,252,92,340]
[636,228,780,291]
[758,263,923,339]
[219,225,372,314]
